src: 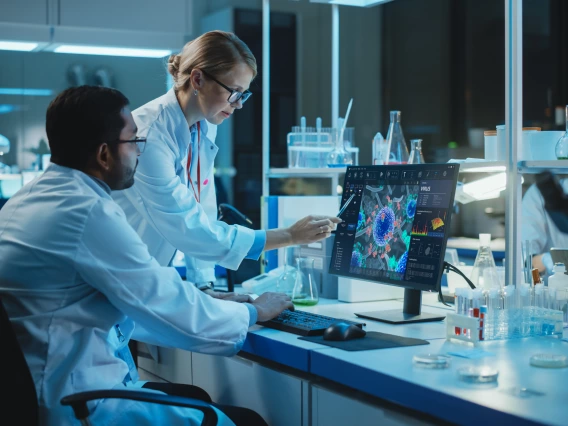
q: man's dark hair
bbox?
[46,85,129,170]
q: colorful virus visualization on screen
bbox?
[406,199,417,219]
[395,251,408,273]
[373,206,395,247]
[351,250,363,267]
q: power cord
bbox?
[437,261,477,307]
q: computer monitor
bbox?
[329,163,459,324]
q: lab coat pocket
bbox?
[70,364,126,412]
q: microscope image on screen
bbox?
[350,182,419,280]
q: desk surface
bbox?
[242,295,568,426]
[244,298,451,371]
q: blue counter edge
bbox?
[309,351,543,426]
[242,332,310,372]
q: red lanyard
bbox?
[187,122,201,203]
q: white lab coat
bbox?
[521,178,568,259]
[0,164,249,425]
[113,89,255,283]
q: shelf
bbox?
[451,161,506,173]
[517,160,568,174]
[268,167,346,178]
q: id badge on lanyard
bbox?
[114,324,139,384]
[187,122,201,203]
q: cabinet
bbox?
[192,352,308,426]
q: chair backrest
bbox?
[0,297,39,425]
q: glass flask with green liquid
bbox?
[291,257,319,306]
[555,105,568,159]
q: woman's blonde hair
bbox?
[167,30,257,91]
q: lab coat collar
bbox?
[47,163,113,199]
[164,89,219,181]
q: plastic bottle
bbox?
[372,132,387,165]
[470,233,500,291]
[548,263,568,291]
[385,111,409,164]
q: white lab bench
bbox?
[137,293,568,426]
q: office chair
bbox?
[1,297,218,426]
[218,203,257,292]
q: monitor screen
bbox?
[329,163,459,322]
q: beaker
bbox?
[326,128,353,168]
[555,105,568,159]
[408,139,425,164]
[276,246,299,297]
[292,257,319,306]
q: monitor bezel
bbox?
[328,163,460,294]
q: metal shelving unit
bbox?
[517,160,568,174]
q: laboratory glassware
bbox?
[408,139,425,164]
[385,110,409,164]
[555,105,568,159]
[276,246,298,297]
[291,257,319,306]
[372,132,388,165]
[470,233,500,290]
[326,128,353,168]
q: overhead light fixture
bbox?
[0,41,39,51]
[454,172,520,204]
[309,0,394,6]
[0,88,53,96]
[0,104,19,114]
[53,44,171,58]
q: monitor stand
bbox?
[355,288,445,324]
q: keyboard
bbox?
[258,309,366,336]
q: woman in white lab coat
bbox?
[113,31,340,294]
[522,179,568,276]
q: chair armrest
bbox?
[61,389,218,426]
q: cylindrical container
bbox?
[484,130,498,161]
[495,125,541,161]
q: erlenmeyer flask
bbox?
[555,105,568,159]
[291,257,319,306]
[276,246,298,297]
[470,233,500,290]
[326,128,353,168]
[385,111,409,164]
[408,139,425,164]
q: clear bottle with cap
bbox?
[548,263,568,291]
[408,139,425,164]
[470,233,500,291]
[385,111,409,164]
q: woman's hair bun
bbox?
[167,54,181,79]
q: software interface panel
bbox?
[329,164,459,292]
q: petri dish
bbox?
[413,354,451,369]
[457,366,499,383]
[529,353,568,368]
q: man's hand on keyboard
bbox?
[251,292,295,323]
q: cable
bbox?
[443,261,476,289]
[437,261,477,308]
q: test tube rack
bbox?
[286,127,359,168]
[446,307,564,345]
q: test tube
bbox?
[472,289,483,318]
[520,284,530,308]
[549,287,557,310]
[534,285,544,308]
[488,287,500,313]
[479,305,487,341]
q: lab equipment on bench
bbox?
[241,265,288,295]
[257,309,365,337]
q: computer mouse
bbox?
[323,322,366,341]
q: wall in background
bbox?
[0,51,168,170]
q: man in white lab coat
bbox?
[522,179,568,276]
[0,86,292,426]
